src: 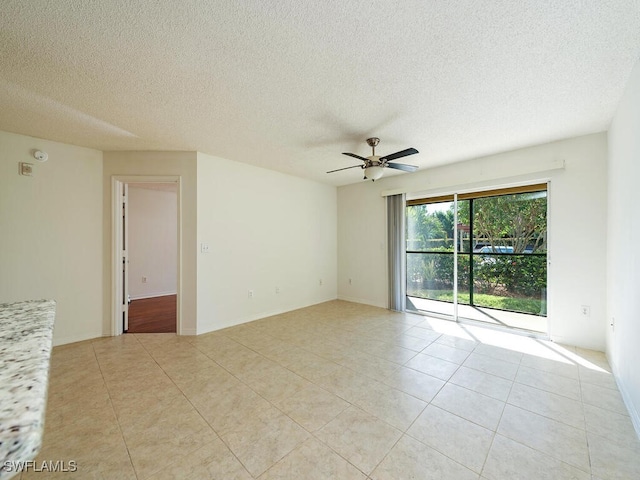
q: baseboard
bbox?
[129,292,177,301]
[196,297,339,336]
[624,390,640,440]
[610,358,640,440]
[52,331,103,347]
[197,307,297,336]
[337,295,387,309]
[548,333,605,352]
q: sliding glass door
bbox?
[406,185,548,333]
[406,198,456,317]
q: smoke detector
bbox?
[33,150,48,162]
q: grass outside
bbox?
[408,288,546,316]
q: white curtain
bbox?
[387,193,406,311]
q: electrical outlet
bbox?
[275,286,280,294]
[201,243,210,253]
[580,305,591,317]
[248,290,254,299]
[142,276,147,283]
[319,278,323,286]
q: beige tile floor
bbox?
[407,296,548,333]
[21,300,640,479]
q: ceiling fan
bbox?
[327,137,419,181]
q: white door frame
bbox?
[111,175,182,336]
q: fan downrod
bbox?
[366,137,380,155]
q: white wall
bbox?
[196,152,337,333]
[338,133,608,350]
[337,183,388,308]
[0,131,103,345]
[607,59,640,434]
[102,151,198,335]
[128,185,177,299]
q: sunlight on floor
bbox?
[417,314,610,373]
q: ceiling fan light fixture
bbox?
[364,165,384,181]
[328,138,419,180]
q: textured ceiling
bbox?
[1,1,639,186]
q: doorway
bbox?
[111,176,181,336]
[126,183,178,333]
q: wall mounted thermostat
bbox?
[20,162,34,176]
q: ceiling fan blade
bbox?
[326,165,363,174]
[342,152,369,162]
[380,148,419,163]
[385,162,418,172]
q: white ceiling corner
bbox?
[1,1,639,186]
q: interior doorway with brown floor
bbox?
[127,294,177,333]
[125,182,178,334]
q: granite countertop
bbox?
[0,300,56,479]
